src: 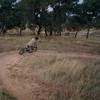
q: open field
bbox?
[0,35,100,54]
[0,0,100,99]
[0,35,100,100]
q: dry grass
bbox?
[39,58,100,100]
[9,54,100,100]
[39,58,85,83]
[0,35,32,53]
[0,35,100,54]
[0,33,100,100]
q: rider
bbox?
[26,36,39,49]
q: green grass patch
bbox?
[0,89,17,100]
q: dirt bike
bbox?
[18,46,37,55]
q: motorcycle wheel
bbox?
[19,48,25,55]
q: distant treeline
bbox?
[0,0,100,38]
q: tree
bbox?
[0,0,17,35]
[20,0,54,36]
[20,0,78,36]
[80,0,100,39]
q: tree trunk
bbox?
[19,28,22,36]
[58,31,61,36]
[37,25,42,36]
[60,32,62,36]
[1,26,7,35]
[86,28,90,39]
[0,29,2,35]
[0,30,3,35]
[75,31,78,38]
[45,28,48,37]
[49,29,53,36]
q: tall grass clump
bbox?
[39,58,100,100]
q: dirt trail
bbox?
[0,50,100,100]
[0,52,25,100]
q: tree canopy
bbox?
[0,0,100,38]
